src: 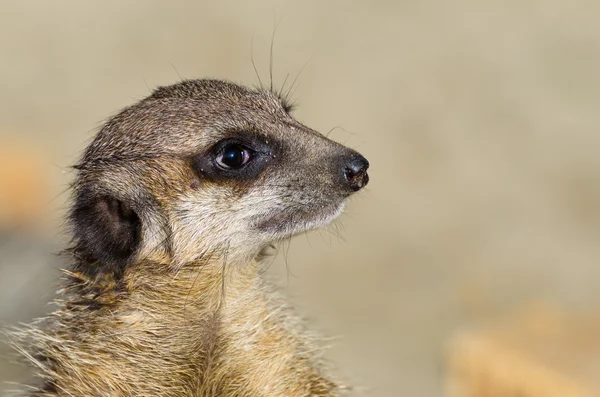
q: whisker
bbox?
[283,237,298,285]
[284,53,313,107]
[169,61,184,82]
[250,32,264,89]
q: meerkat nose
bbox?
[343,153,370,192]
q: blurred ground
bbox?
[1,1,599,396]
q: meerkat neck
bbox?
[32,259,342,397]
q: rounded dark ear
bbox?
[71,188,141,276]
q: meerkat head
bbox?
[70,79,369,276]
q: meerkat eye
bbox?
[215,143,253,169]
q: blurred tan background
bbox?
[1,1,600,396]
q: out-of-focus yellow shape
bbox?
[0,142,48,230]
[445,303,600,397]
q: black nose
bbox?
[343,154,370,192]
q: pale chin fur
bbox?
[282,200,346,239]
[310,200,346,230]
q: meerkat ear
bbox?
[71,189,142,275]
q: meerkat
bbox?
[9,79,369,397]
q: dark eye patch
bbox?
[190,132,280,183]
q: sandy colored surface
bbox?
[445,304,600,397]
[1,1,600,396]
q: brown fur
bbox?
[9,79,368,396]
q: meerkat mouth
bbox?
[253,201,346,236]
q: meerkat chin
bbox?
[10,79,369,397]
[253,200,347,238]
